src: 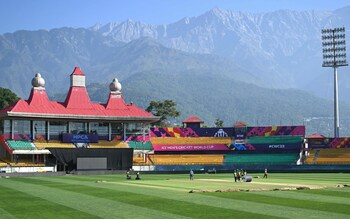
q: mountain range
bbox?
[93,7,350,95]
[1,6,350,136]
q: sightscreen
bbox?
[77,157,107,170]
[49,148,133,171]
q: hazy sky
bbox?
[1,0,349,34]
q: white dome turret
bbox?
[31,73,45,88]
[109,78,122,93]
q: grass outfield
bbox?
[0,173,350,218]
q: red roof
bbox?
[27,88,50,106]
[64,86,94,109]
[0,67,158,121]
[70,66,85,76]
[183,116,204,123]
[105,93,129,110]
[308,134,326,138]
[234,122,247,127]
[3,92,155,119]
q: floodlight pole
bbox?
[321,27,348,137]
[334,66,339,137]
[332,30,340,137]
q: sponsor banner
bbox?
[152,144,230,151]
[246,126,305,137]
[229,143,301,151]
[62,134,99,143]
[264,143,300,149]
[328,138,350,148]
[234,130,246,139]
[307,138,330,148]
[150,126,305,138]
[150,127,234,137]
[191,127,234,137]
[308,137,350,148]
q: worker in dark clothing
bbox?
[189,169,194,180]
[263,168,268,178]
[126,171,131,180]
[135,172,141,180]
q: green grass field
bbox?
[0,173,350,218]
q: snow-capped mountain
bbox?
[94,7,350,96]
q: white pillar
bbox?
[47,121,50,141]
[108,123,111,141]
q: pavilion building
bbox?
[0,67,159,172]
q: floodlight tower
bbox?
[322,27,348,137]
